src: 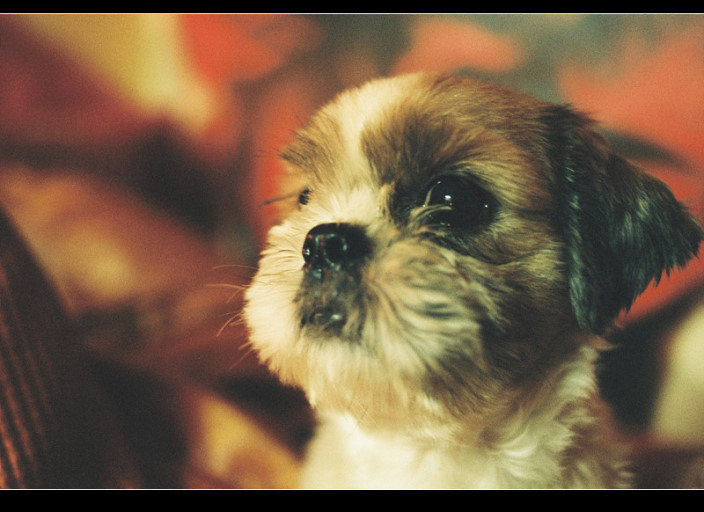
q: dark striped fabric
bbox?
[0,208,136,488]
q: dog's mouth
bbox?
[296,273,366,339]
[300,302,349,332]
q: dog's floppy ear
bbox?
[542,105,702,334]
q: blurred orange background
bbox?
[0,14,701,488]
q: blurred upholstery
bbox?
[0,208,138,487]
[0,14,702,488]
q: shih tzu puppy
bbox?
[243,73,702,488]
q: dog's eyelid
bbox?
[421,172,494,206]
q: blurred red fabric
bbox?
[0,14,702,488]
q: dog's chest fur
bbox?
[301,347,629,489]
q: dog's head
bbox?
[244,73,701,432]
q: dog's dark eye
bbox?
[298,188,311,206]
[423,175,495,229]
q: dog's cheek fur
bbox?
[243,221,306,377]
[360,228,575,421]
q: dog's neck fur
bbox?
[300,343,630,489]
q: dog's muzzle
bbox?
[298,223,371,335]
[302,223,371,279]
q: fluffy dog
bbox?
[243,73,702,488]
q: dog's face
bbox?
[244,73,701,433]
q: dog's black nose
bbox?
[303,223,371,278]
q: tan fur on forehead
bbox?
[280,73,424,186]
[283,73,555,213]
[360,74,555,208]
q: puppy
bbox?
[243,73,702,488]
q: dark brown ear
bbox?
[542,105,702,334]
